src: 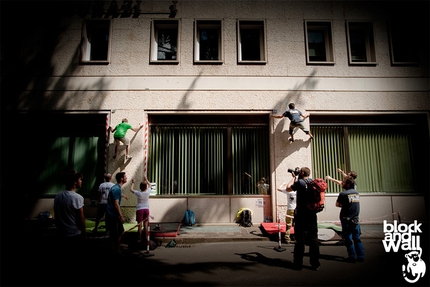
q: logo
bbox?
[383,220,426,283]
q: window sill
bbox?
[150,60,180,65]
[237,60,267,65]
[194,60,224,65]
[307,61,335,65]
[80,60,110,65]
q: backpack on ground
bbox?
[304,178,328,213]
[183,209,196,226]
[240,209,253,227]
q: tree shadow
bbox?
[1,1,109,220]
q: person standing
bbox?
[54,169,86,238]
[285,167,320,270]
[277,182,296,244]
[110,118,143,160]
[105,172,128,255]
[271,103,313,142]
[336,175,365,263]
[326,168,358,189]
[92,173,114,233]
[130,175,152,242]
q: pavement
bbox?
[151,223,384,245]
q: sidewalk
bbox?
[153,223,384,245]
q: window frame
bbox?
[150,19,181,64]
[148,114,270,196]
[304,20,335,64]
[346,21,377,65]
[194,19,223,64]
[80,19,112,65]
[388,20,420,65]
[310,114,429,194]
[237,19,267,64]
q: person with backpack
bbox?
[336,175,364,263]
[271,103,313,142]
[285,167,320,271]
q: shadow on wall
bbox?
[1,2,109,221]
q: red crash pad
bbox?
[260,222,294,235]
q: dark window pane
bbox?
[199,28,219,60]
[308,30,326,61]
[241,28,261,61]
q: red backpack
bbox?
[304,178,328,213]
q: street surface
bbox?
[3,236,429,286]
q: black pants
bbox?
[293,210,320,268]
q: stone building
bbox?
[1,0,429,225]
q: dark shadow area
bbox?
[1,1,109,252]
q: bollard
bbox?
[274,218,286,252]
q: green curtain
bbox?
[311,125,415,193]
[232,127,269,195]
[311,126,345,193]
[36,136,102,196]
[149,126,269,195]
[348,126,414,193]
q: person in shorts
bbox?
[130,175,153,242]
[271,103,313,142]
[110,118,143,160]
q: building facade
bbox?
[2,0,429,225]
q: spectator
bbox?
[285,167,320,270]
[130,175,153,243]
[326,168,357,189]
[54,169,86,238]
[336,175,365,263]
[92,173,114,233]
[105,172,128,255]
[277,182,296,244]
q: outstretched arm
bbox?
[131,123,144,132]
[337,168,348,178]
[130,179,136,194]
[326,175,342,186]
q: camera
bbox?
[287,167,301,176]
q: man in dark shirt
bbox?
[336,176,365,263]
[286,167,320,270]
[271,103,313,142]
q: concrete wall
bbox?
[5,1,429,225]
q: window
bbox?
[194,20,223,63]
[81,19,111,64]
[305,21,334,64]
[237,20,267,64]
[389,21,419,65]
[150,19,180,63]
[6,113,107,197]
[148,114,270,195]
[311,115,429,194]
[346,21,377,64]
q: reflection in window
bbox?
[195,20,222,62]
[157,28,177,60]
[151,20,180,63]
[305,21,334,64]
